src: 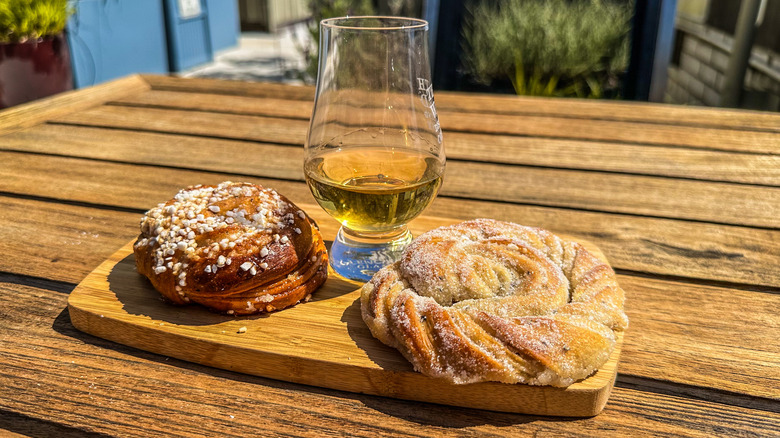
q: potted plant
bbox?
[463,0,632,98]
[0,0,73,109]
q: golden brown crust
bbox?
[360,219,628,386]
[134,182,327,315]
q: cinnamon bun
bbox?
[134,182,328,315]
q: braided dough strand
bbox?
[361,219,628,386]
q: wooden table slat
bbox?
[444,160,780,228]
[54,101,780,159]
[6,123,780,186]
[140,75,780,133]
[104,91,780,154]
[0,197,138,283]
[0,75,150,136]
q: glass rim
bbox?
[320,16,428,31]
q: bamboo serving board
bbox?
[68,213,624,417]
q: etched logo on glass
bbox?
[417,78,443,143]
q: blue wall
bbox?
[68,0,169,88]
[68,0,240,87]
[206,0,239,53]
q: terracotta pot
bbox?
[0,32,74,109]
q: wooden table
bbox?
[1,74,778,437]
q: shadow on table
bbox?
[0,408,114,438]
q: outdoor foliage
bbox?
[296,0,376,83]
[0,0,71,43]
[463,0,632,98]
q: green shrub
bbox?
[0,0,72,43]
[463,0,632,98]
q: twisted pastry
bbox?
[361,219,628,386]
[134,182,327,315]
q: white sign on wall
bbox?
[178,0,202,19]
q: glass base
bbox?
[329,226,413,282]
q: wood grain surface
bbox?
[1,75,778,437]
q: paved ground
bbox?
[182,24,310,85]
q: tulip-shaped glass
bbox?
[304,17,445,281]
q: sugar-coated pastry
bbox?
[134,182,327,315]
[361,219,628,386]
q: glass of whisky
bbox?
[304,16,445,281]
